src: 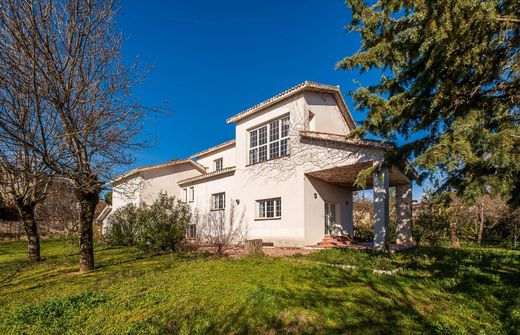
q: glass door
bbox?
[324,202,336,235]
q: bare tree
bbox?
[196,203,246,257]
[35,179,80,235]
[0,0,147,272]
[0,0,61,260]
[0,147,51,261]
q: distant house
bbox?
[106,81,413,249]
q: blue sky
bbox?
[117,0,424,200]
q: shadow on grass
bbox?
[145,248,520,335]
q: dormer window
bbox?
[249,115,289,165]
[214,158,223,171]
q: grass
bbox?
[0,240,519,335]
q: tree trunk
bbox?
[18,202,40,261]
[477,203,485,245]
[76,190,99,273]
[449,218,460,248]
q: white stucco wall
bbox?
[304,91,350,135]
[140,163,201,205]
[184,172,235,215]
[112,175,143,213]
[303,176,353,246]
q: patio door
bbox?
[324,202,336,235]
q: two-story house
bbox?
[107,81,413,250]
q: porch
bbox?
[305,161,414,251]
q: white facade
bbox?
[106,81,413,248]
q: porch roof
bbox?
[305,161,411,189]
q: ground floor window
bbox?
[257,198,282,219]
[212,193,225,210]
[187,224,196,239]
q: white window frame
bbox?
[256,198,282,219]
[214,158,223,171]
[187,224,197,239]
[182,188,188,202]
[212,192,225,210]
[249,115,290,165]
[189,186,194,202]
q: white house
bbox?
[106,81,413,250]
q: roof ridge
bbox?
[226,81,342,123]
[112,158,206,184]
[190,139,236,158]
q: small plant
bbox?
[63,231,80,246]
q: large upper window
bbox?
[257,198,282,219]
[249,116,290,165]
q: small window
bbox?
[212,193,225,210]
[182,188,188,202]
[257,198,282,219]
[189,187,194,202]
[187,224,196,239]
[214,158,223,171]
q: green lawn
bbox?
[0,240,519,335]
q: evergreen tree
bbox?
[339,0,519,206]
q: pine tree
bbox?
[339,0,519,206]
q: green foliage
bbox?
[413,192,520,248]
[136,194,191,253]
[105,193,191,253]
[104,204,140,246]
[63,231,80,246]
[340,0,520,206]
[104,191,112,205]
[11,291,107,334]
[0,240,519,334]
[413,198,451,246]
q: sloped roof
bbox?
[112,159,206,184]
[226,81,356,130]
[178,166,236,186]
[190,139,236,159]
[299,130,392,150]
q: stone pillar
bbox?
[373,168,390,250]
[396,183,413,245]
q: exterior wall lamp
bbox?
[236,199,240,205]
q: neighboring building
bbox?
[106,81,413,249]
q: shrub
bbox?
[136,194,191,253]
[104,204,140,246]
[104,193,191,253]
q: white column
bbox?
[396,184,413,245]
[373,168,390,250]
[345,189,354,236]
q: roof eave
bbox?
[225,81,356,131]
